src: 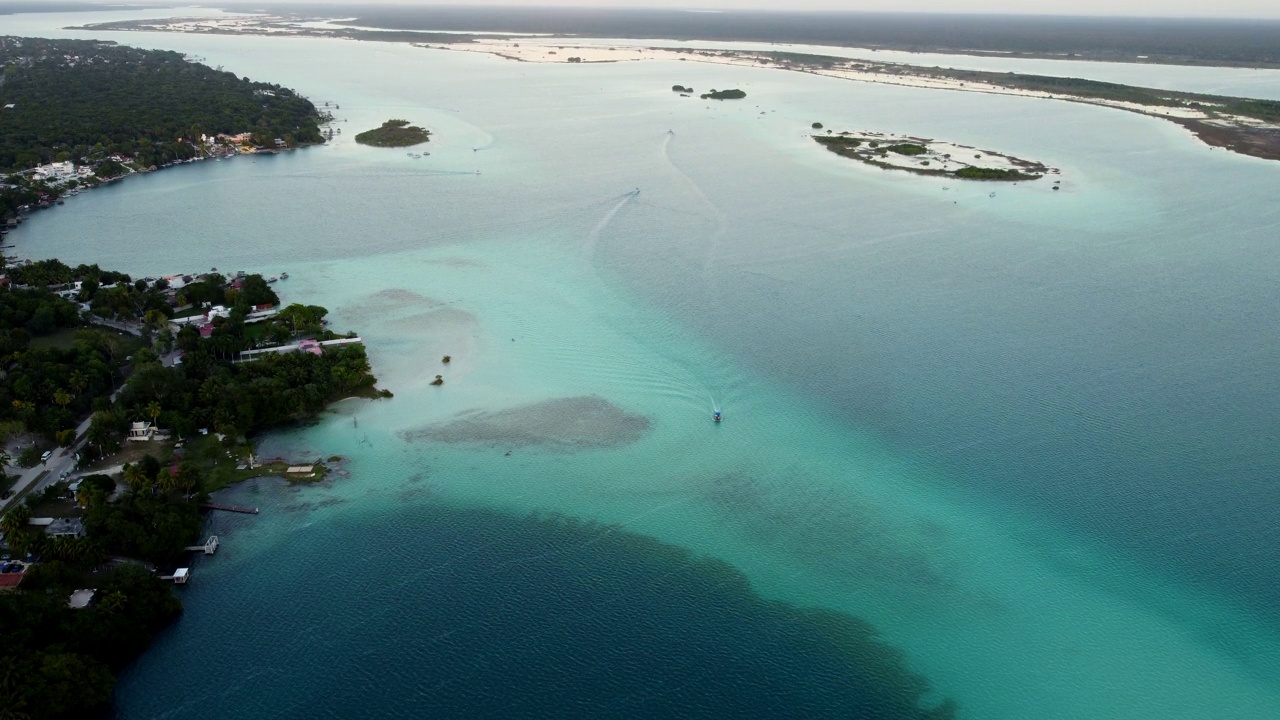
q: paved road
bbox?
[1,410,95,513]
[87,316,143,337]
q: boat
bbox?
[267,276,278,283]
[280,272,289,280]
[713,410,722,423]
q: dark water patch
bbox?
[115,504,954,719]
[402,395,651,450]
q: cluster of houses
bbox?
[29,160,96,184]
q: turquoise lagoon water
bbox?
[8,11,1280,719]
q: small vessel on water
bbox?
[267,276,278,283]
[713,410,722,423]
[280,272,289,280]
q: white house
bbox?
[31,161,75,182]
[128,421,155,442]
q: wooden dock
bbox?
[201,502,259,515]
[184,536,220,554]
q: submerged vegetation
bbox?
[334,505,959,719]
[355,119,432,147]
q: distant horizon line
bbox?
[202,3,1280,23]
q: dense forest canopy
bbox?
[0,35,325,171]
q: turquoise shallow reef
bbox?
[7,8,1280,719]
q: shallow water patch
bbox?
[402,395,651,450]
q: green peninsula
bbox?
[0,259,385,719]
[0,36,327,225]
[355,119,432,147]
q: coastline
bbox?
[62,14,1280,163]
[430,40,1280,162]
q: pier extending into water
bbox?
[184,536,220,554]
[234,337,363,363]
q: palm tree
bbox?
[157,467,179,494]
[53,388,72,411]
[0,505,30,539]
[146,401,162,432]
[122,463,148,494]
[68,370,88,396]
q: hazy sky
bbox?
[270,0,1280,20]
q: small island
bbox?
[672,84,694,93]
[814,131,1054,181]
[701,88,746,100]
[355,119,431,148]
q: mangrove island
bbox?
[815,131,1054,181]
[701,88,747,100]
[355,119,432,148]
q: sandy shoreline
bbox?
[72,16,1280,161]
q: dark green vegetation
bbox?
[0,262,150,444]
[812,122,823,129]
[818,135,861,149]
[0,36,325,220]
[700,88,746,100]
[1,457,207,719]
[0,257,384,718]
[0,563,182,720]
[0,36,323,169]
[885,143,928,156]
[671,84,693,93]
[117,337,377,441]
[939,68,1280,124]
[0,259,381,463]
[354,119,431,148]
[813,135,1041,182]
[954,167,1034,180]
